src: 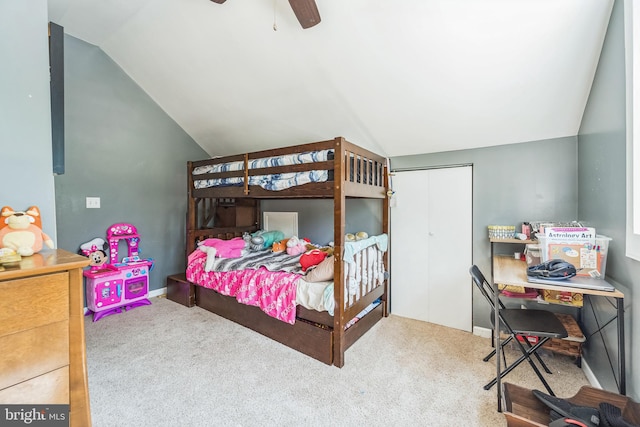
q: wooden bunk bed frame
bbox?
[184,136,390,367]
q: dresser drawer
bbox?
[0,272,69,337]
[0,366,69,404]
[0,320,69,390]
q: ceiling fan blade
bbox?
[288,0,321,29]
[210,0,226,4]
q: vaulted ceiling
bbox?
[48,0,614,158]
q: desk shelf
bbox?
[493,256,623,299]
[490,238,537,245]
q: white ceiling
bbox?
[48,0,614,158]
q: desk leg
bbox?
[617,297,626,395]
[495,281,502,412]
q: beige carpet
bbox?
[84,297,590,426]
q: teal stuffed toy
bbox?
[250,230,285,250]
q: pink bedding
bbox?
[186,250,299,324]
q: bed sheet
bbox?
[296,279,334,316]
[186,249,335,323]
[187,250,300,324]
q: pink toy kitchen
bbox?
[84,223,153,322]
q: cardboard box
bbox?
[541,289,583,307]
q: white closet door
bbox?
[389,169,431,324]
[390,166,472,332]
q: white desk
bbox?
[491,255,626,410]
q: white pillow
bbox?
[305,256,334,282]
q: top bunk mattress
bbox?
[188,138,389,197]
[192,149,333,191]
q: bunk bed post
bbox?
[243,154,249,195]
[186,161,197,264]
[333,137,347,367]
[382,160,391,317]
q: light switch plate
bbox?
[86,197,100,209]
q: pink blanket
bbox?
[186,250,299,324]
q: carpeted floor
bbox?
[84,297,591,426]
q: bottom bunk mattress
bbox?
[186,247,333,324]
[185,234,388,325]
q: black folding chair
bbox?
[469,265,568,396]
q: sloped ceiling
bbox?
[48,0,614,158]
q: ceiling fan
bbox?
[210,0,321,29]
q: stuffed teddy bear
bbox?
[272,239,289,253]
[0,206,54,256]
[355,231,369,241]
[286,236,307,256]
[318,245,334,257]
[345,231,368,242]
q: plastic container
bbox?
[594,235,611,279]
[536,234,550,262]
[524,244,541,267]
[537,234,611,278]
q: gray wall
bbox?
[389,137,579,331]
[578,0,638,399]
[261,199,383,245]
[54,35,207,292]
[0,1,57,239]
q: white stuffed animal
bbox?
[286,236,306,256]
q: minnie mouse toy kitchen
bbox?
[82,223,153,322]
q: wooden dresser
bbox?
[0,249,91,426]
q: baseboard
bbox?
[150,287,167,298]
[581,359,602,389]
[473,326,492,339]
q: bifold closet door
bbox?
[390,166,472,332]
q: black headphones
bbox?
[527,259,577,280]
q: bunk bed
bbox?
[182,136,390,367]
